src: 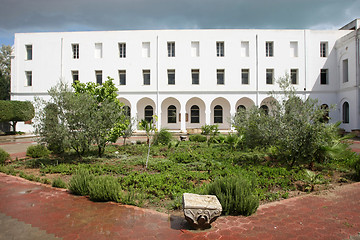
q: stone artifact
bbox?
[182,193,222,229]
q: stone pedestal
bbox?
[182,193,222,229]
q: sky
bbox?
[0,0,359,46]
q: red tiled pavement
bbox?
[1,173,360,239]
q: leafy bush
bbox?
[88,175,122,202]
[352,157,360,177]
[202,174,259,216]
[153,128,173,145]
[26,145,50,158]
[0,148,10,165]
[68,169,94,195]
[201,124,219,136]
[189,134,207,142]
[52,177,67,188]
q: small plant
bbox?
[302,169,323,192]
[0,148,10,165]
[153,128,173,145]
[202,174,259,216]
[26,145,50,158]
[52,177,67,188]
[68,169,94,195]
[189,134,207,142]
[88,175,122,202]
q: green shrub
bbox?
[52,177,67,188]
[0,148,10,165]
[202,174,259,216]
[68,169,94,195]
[352,157,360,177]
[26,145,50,158]
[189,134,207,142]
[153,128,173,145]
[88,175,122,202]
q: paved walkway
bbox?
[0,173,360,239]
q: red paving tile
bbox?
[1,173,360,239]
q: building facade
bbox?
[11,19,360,132]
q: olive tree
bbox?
[0,100,35,132]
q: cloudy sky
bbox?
[0,0,359,46]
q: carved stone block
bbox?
[182,193,222,229]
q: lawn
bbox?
[0,140,357,214]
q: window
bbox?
[143,70,150,85]
[95,70,102,85]
[290,41,298,57]
[124,106,131,118]
[191,41,199,57]
[167,105,176,123]
[343,59,348,83]
[72,44,79,59]
[242,69,249,84]
[217,69,224,85]
[167,42,175,57]
[216,42,224,57]
[95,43,102,58]
[266,69,274,84]
[237,105,246,112]
[72,70,79,83]
[214,105,223,123]
[26,45,32,60]
[260,105,269,115]
[320,42,328,57]
[190,105,200,123]
[144,105,153,122]
[192,69,199,85]
[119,43,126,58]
[291,69,298,84]
[119,70,126,85]
[142,42,150,58]
[342,102,349,123]
[25,71,32,86]
[266,41,274,57]
[241,41,249,57]
[321,104,329,123]
[320,69,328,85]
[168,69,175,85]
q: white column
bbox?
[205,102,211,126]
[130,101,137,131]
[156,103,161,130]
[230,102,236,132]
[180,103,186,133]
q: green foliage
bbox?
[302,169,324,192]
[201,124,219,136]
[52,177,67,188]
[0,100,35,132]
[153,128,173,145]
[351,157,360,177]
[26,145,50,158]
[189,134,207,142]
[0,45,12,100]
[202,174,259,216]
[108,117,134,145]
[68,169,94,195]
[88,175,122,202]
[0,148,10,165]
[138,116,157,168]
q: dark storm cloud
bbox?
[0,0,359,44]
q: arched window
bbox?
[237,105,246,112]
[260,105,269,115]
[191,105,200,123]
[144,105,153,122]
[167,105,176,123]
[214,105,223,123]
[321,104,329,123]
[342,102,349,123]
[124,106,131,118]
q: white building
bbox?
[11,19,360,133]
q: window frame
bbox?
[71,70,79,83]
[191,69,199,85]
[266,69,274,84]
[342,102,349,124]
[119,43,126,58]
[266,41,274,57]
[167,42,175,57]
[320,42,328,58]
[214,105,223,123]
[167,105,177,123]
[95,70,102,85]
[190,105,200,123]
[290,69,298,84]
[25,71,32,86]
[143,70,150,85]
[25,45,32,60]
[320,69,328,85]
[343,59,349,83]
[144,105,153,123]
[72,44,79,59]
[119,70,126,85]
[167,69,175,85]
[216,41,224,57]
[241,69,249,84]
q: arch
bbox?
[210,97,231,129]
[260,96,278,115]
[161,97,181,130]
[260,105,269,115]
[214,105,223,123]
[186,97,206,130]
[342,102,349,124]
[118,97,131,118]
[235,97,255,111]
[321,104,329,123]
[137,97,156,123]
[237,105,246,112]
